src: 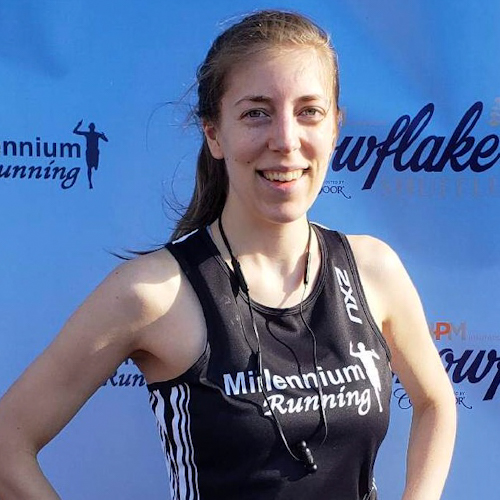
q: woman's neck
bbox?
[217,209,309,259]
[211,211,319,308]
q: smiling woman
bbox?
[203,47,337,227]
[172,10,341,241]
[0,9,456,500]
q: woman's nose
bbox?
[268,114,301,154]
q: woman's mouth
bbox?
[260,169,305,182]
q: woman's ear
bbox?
[203,121,224,159]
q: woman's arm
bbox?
[349,235,456,500]
[0,252,176,499]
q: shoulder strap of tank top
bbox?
[313,225,391,361]
[167,228,241,341]
[167,229,224,330]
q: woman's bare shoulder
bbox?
[344,234,410,331]
[99,248,182,327]
[345,234,402,277]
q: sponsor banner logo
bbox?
[318,179,352,199]
[0,120,108,190]
[377,174,497,199]
[102,358,146,388]
[441,347,500,401]
[430,321,500,342]
[431,321,467,341]
[331,101,500,191]
[393,347,500,409]
[394,386,472,410]
[391,321,500,409]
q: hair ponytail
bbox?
[170,140,228,241]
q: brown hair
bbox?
[171,10,340,241]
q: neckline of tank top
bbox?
[202,223,329,316]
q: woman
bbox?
[0,10,455,500]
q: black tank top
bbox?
[148,225,392,500]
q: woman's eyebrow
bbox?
[234,95,272,106]
[234,94,328,106]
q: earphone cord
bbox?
[299,288,329,448]
[300,224,328,447]
[247,295,303,461]
[217,218,328,460]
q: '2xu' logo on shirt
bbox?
[335,267,363,324]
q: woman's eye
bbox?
[301,108,322,117]
[244,109,268,118]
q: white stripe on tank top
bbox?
[152,384,200,500]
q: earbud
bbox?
[218,218,324,474]
[304,250,311,285]
[232,258,249,294]
[296,440,318,474]
[303,223,312,286]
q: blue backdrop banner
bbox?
[1,1,499,498]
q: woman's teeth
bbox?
[262,170,303,182]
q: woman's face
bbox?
[204,47,338,226]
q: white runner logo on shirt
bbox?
[222,362,381,417]
[349,341,383,413]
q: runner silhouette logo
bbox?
[73,120,108,189]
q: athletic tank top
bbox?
[148,225,392,500]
